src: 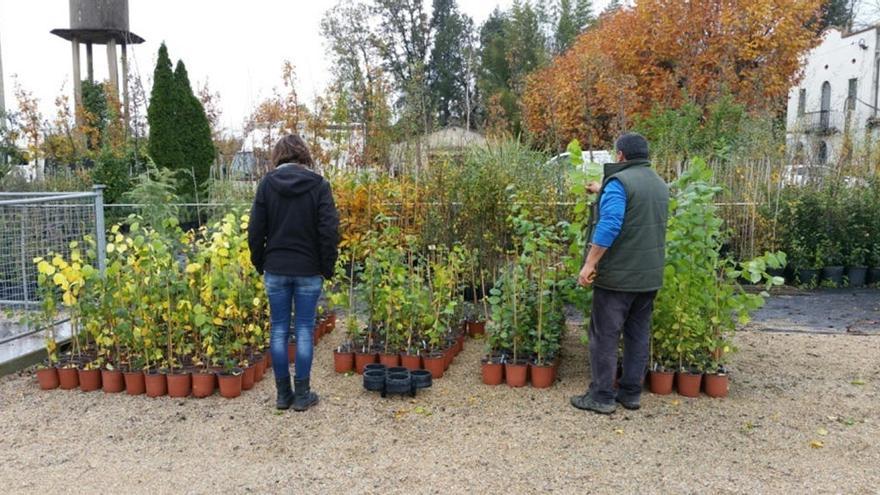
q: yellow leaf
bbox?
[185,263,201,273]
[809,440,824,449]
[106,243,116,253]
[614,428,624,435]
[52,273,65,286]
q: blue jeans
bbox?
[264,272,323,381]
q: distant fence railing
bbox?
[0,187,107,308]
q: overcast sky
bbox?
[0,0,612,135]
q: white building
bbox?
[786,26,880,165]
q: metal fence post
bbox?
[93,185,107,274]
[19,208,29,303]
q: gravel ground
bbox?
[1,317,879,494]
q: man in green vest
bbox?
[571,132,669,414]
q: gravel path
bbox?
[1,322,878,494]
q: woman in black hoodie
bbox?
[248,135,339,411]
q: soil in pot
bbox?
[846,266,867,288]
[704,372,729,398]
[36,367,59,390]
[422,352,445,379]
[334,350,355,373]
[57,366,79,390]
[124,370,145,395]
[400,353,422,370]
[167,371,192,398]
[218,369,243,399]
[529,362,554,388]
[354,352,377,374]
[101,368,124,393]
[821,266,845,287]
[649,370,675,395]
[145,370,168,398]
[379,353,400,367]
[676,371,702,398]
[505,360,528,387]
[78,367,102,392]
[467,320,486,337]
[192,370,216,398]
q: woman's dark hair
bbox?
[271,134,314,168]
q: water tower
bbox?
[51,0,145,129]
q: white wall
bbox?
[786,28,879,162]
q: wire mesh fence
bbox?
[0,187,106,308]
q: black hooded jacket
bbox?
[247,163,340,279]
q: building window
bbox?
[847,78,858,112]
[798,89,806,116]
[818,141,828,165]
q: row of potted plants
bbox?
[31,212,277,399]
[779,182,880,288]
[649,160,786,399]
[329,224,485,379]
[481,195,569,389]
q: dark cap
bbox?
[615,132,649,160]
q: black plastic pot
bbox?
[410,369,433,389]
[387,367,408,375]
[846,266,867,287]
[385,372,412,394]
[797,268,819,286]
[868,268,880,285]
[821,266,845,287]
[364,363,386,374]
[363,369,386,392]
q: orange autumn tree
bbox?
[524,0,824,151]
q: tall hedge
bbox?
[146,43,214,201]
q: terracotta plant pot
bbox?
[481,359,504,385]
[254,355,266,382]
[192,370,216,398]
[145,371,168,398]
[443,347,454,370]
[333,350,355,373]
[326,313,336,332]
[704,373,729,398]
[242,364,256,391]
[529,363,554,388]
[504,361,528,387]
[422,353,445,379]
[379,353,400,368]
[167,371,192,398]
[288,342,297,363]
[36,367,59,390]
[124,370,145,395]
[57,366,79,390]
[101,368,124,393]
[266,352,272,368]
[78,368,102,392]
[354,352,376,374]
[467,320,486,337]
[218,369,243,399]
[676,372,702,398]
[649,370,675,395]
[400,353,422,370]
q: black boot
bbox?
[275,377,294,410]
[292,378,319,412]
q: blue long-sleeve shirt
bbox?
[591,179,626,248]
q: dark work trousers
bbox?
[588,286,658,404]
